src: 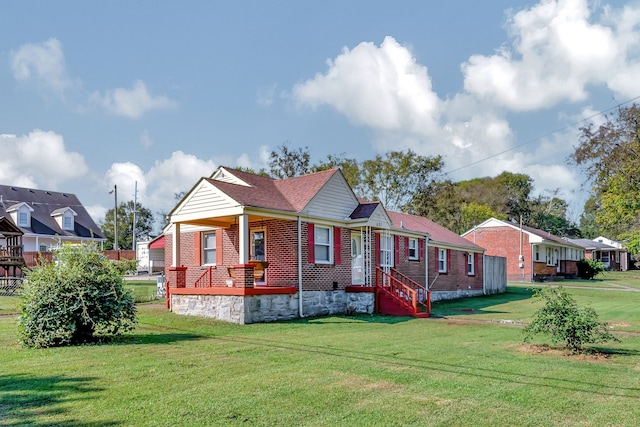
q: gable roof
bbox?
[465,217,582,249]
[387,211,484,252]
[203,167,346,213]
[0,185,105,239]
[568,238,617,251]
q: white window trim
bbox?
[202,231,217,265]
[62,214,74,230]
[467,253,475,275]
[438,248,447,273]
[379,234,394,267]
[18,211,29,227]
[408,238,418,260]
[314,225,333,264]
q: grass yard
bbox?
[2,274,640,426]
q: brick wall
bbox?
[428,246,483,292]
[301,222,352,291]
[463,227,531,281]
[393,236,427,286]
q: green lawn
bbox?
[2,276,640,426]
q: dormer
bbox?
[51,207,78,231]
[6,202,34,228]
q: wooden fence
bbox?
[483,255,507,295]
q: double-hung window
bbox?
[467,253,475,275]
[379,235,394,267]
[63,215,73,230]
[438,248,447,273]
[18,212,29,227]
[314,225,332,264]
[203,232,217,265]
[408,238,418,260]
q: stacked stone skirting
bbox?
[170,289,375,324]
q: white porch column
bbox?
[172,222,181,267]
[238,214,249,264]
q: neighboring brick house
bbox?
[461,218,584,282]
[568,238,627,271]
[163,166,486,323]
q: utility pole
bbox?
[132,181,137,252]
[109,185,118,250]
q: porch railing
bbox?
[194,266,213,288]
[375,267,430,317]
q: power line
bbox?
[444,94,640,176]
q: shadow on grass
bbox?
[116,332,205,345]
[590,346,640,356]
[0,374,119,426]
[290,314,414,325]
[431,286,534,317]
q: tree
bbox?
[357,150,444,211]
[18,243,137,348]
[101,201,155,250]
[570,104,640,255]
[311,153,362,190]
[523,286,618,353]
[269,142,311,178]
[527,191,581,237]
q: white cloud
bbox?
[293,36,441,135]
[256,83,277,106]
[0,131,88,188]
[10,38,75,96]
[462,0,620,111]
[91,80,176,119]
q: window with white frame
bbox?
[379,234,394,267]
[203,232,217,265]
[438,248,447,273]
[408,238,418,260]
[18,211,29,227]
[546,247,554,266]
[314,225,332,264]
[63,215,73,230]
[467,253,475,275]
[535,246,540,261]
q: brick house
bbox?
[567,238,628,271]
[461,217,584,282]
[164,166,486,324]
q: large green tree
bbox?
[100,201,155,250]
[269,142,311,179]
[356,150,444,211]
[569,103,640,255]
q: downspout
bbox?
[425,236,429,289]
[297,216,304,318]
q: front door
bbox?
[251,228,266,283]
[351,232,364,285]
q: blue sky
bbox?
[2,0,640,232]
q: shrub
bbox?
[18,243,137,348]
[576,259,605,280]
[523,286,619,353]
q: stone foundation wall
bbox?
[430,289,484,302]
[170,289,375,324]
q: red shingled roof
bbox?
[207,167,340,213]
[387,211,484,251]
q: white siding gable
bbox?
[304,172,359,220]
[367,204,392,228]
[210,167,251,186]
[172,180,239,222]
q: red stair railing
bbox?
[375,267,430,317]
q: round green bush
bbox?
[18,244,137,348]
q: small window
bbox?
[438,248,447,273]
[379,235,394,267]
[467,253,475,275]
[63,215,73,230]
[408,238,418,260]
[535,246,540,261]
[39,245,47,252]
[314,225,332,264]
[18,211,29,227]
[203,232,217,265]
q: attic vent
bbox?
[29,189,35,193]
[11,187,16,191]
[46,191,51,195]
